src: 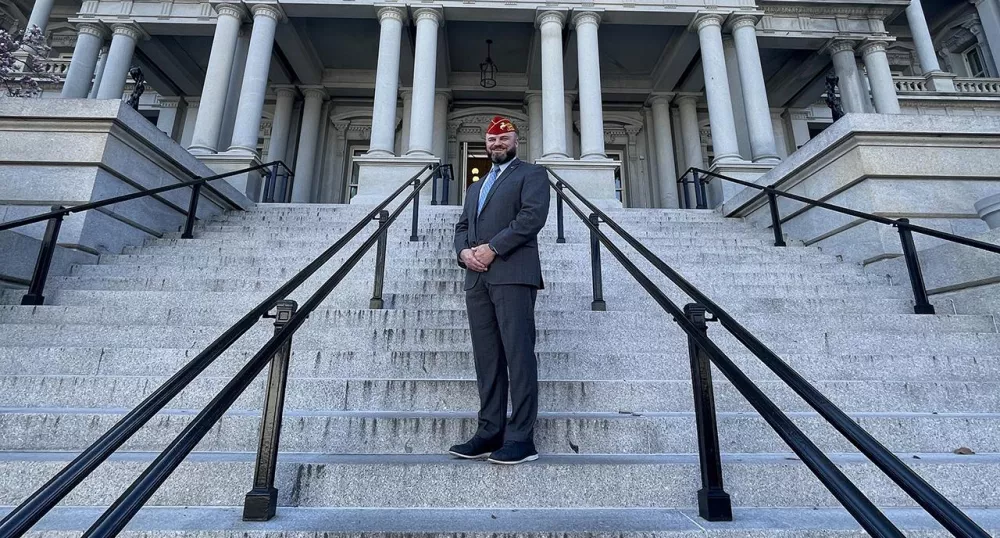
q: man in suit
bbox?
[449,116,551,465]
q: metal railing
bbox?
[0,161,289,306]
[677,167,1000,315]
[0,164,439,537]
[260,162,296,203]
[548,167,989,538]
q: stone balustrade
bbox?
[894,75,1000,95]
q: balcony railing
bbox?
[894,75,1000,95]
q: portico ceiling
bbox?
[303,17,382,70]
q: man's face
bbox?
[486,132,518,165]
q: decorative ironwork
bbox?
[825,72,844,121]
[479,39,497,88]
[125,66,145,111]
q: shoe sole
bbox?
[487,454,540,465]
[448,450,492,459]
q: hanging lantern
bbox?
[479,39,497,88]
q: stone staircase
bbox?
[1,203,999,536]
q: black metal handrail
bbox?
[546,167,988,538]
[0,161,290,305]
[260,162,296,203]
[678,166,1000,315]
[0,164,438,537]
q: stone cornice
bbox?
[536,9,567,29]
[759,3,901,20]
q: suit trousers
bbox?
[465,277,538,443]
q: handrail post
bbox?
[765,186,787,247]
[683,303,733,522]
[370,210,390,309]
[181,183,203,239]
[556,181,566,244]
[243,300,299,521]
[264,164,278,203]
[21,206,65,306]
[589,213,606,311]
[681,172,691,209]
[441,164,451,205]
[895,218,935,315]
[431,167,439,206]
[410,179,420,242]
[693,171,707,210]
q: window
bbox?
[607,150,625,205]
[347,146,368,201]
[965,46,987,78]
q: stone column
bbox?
[859,39,900,114]
[228,4,282,155]
[61,23,106,98]
[178,97,200,147]
[722,36,751,160]
[290,88,326,202]
[573,10,607,160]
[649,95,679,208]
[96,24,143,100]
[537,10,568,159]
[88,47,109,98]
[368,6,405,156]
[693,13,740,163]
[975,0,1000,75]
[907,0,942,74]
[399,89,413,154]
[25,0,54,35]
[188,3,245,154]
[406,8,442,157]
[155,96,186,140]
[827,40,868,114]
[218,26,251,151]
[525,91,543,162]
[432,90,450,161]
[265,86,296,164]
[730,14,780,163]
[676,95,704,170]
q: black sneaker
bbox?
[487,441,539,465]
[448,436,503,459]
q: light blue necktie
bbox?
[477,165,500,214]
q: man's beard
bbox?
[489,146,517,165]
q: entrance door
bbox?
[463,143,491,202]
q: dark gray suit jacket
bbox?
[454,158,551,290]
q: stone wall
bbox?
[0,99,252,288]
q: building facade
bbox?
[4,0,1000,208]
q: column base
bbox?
[925,71,957,92]
[709,160,776,208]
[350,154,440,207]
[536,157,621,210]
[195,151,264,202]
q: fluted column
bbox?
[228,4,282,155]
[25,0,54,35]
[525,91,543,162]
[96,24,143,100]
[730,14,779,163]
[537,10,568,159]
[859,39,900,114]
[573,10,606,160]
[290,88,326,203]
[265,86,297,163]
[692,13,740,163]
[827,40,868,114]
[88,47,109,98]
[432,90,450,161]
[188,3,245,154]
[368,6,405,156]
[649,95,678,208]
[406,8,442,157]
[62,23,106,98]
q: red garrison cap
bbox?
[486,116,517,135]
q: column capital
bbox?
[376,5,406,24]
[156,95,185,108]
[858,36,895,57]
[76,21,107,39]
[111,22,147,42]
[183,96,201,107]
[413,7,443,24]
[823,38,857,56]
[435,88,452,100]
[571,10,602,29]
[273,85,298,99]
[646,93,675,107]
[690,12,727,33]
[726,13,761,32]
[674,94,700,106]
[249,3,284,22]
[300,86,328,100]
[400,87,413,99]
[524,90,542,103]
[215,3,248,21]
[536,9,567,29]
